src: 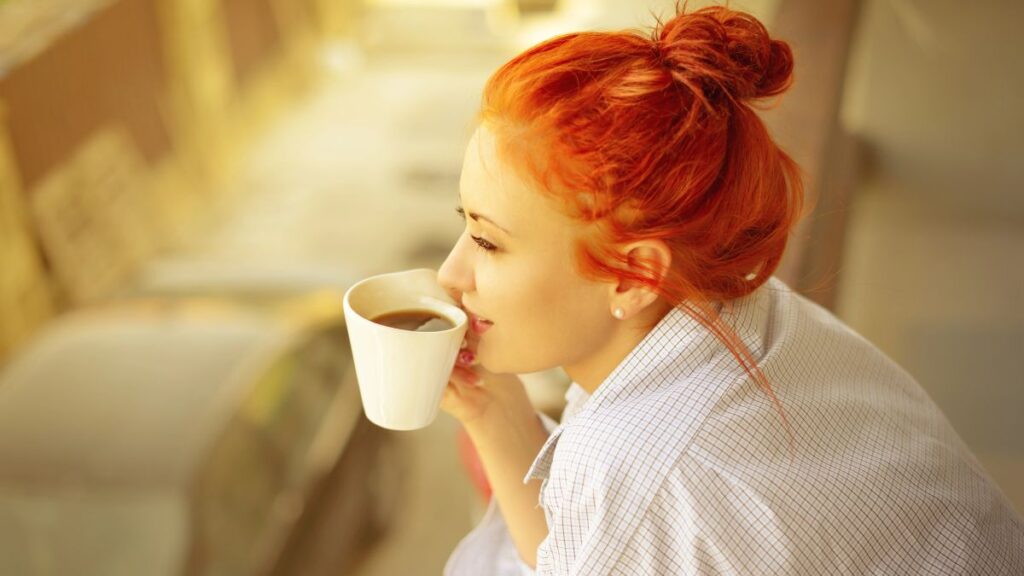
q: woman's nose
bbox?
[437,233,474,302]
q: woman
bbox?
[436,5,1023,575]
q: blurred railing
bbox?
[767,0,863,310]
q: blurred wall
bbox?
[837,0,1024,512]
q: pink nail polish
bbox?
[459,350,475,365]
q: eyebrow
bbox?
[455,206,512,236]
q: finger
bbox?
[456,348,476,368]
[440,383,459,413]
[461,325,478,349]
[450,365,481,388]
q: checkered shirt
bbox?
[445,277,1024,575]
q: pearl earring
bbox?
[613,307,625,319]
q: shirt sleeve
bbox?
[444,411,559,576]
[517,558,537,576]
[532,463,735,575]
[444,495,534,576]
[533,449,811,576]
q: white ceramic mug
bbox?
[343,269,468,430]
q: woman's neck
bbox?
[563,300,673,395]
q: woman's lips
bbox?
[469,313,494,334]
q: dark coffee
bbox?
[370,309,455,332]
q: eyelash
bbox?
[455,206,498,253]
[471,235,497,252]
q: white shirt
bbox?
[445,277,1024,575]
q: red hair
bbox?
[478,4,804,433]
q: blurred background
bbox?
[0,0,1020,574]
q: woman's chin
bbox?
[475,356,500,375]
[476,348,515,376]
[478,351,552,378]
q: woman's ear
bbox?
[608,239,672,316]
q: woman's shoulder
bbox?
[546,275,934,503]
[543,277,1023,570]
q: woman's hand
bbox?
[440,327,496,424]
[439,327,534,428]
[440,326,552,567]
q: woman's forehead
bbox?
[461,125,593,261]
[464,127,521,196]
[460,126,551,228]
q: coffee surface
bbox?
[370,309,454,332]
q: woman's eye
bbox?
[471,235,497,252]
[456,207,497,252]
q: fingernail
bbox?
[458,350,475,365]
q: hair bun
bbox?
[654,6,794,103]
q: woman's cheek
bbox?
[476,263,531,356]
[475,256,520,308]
